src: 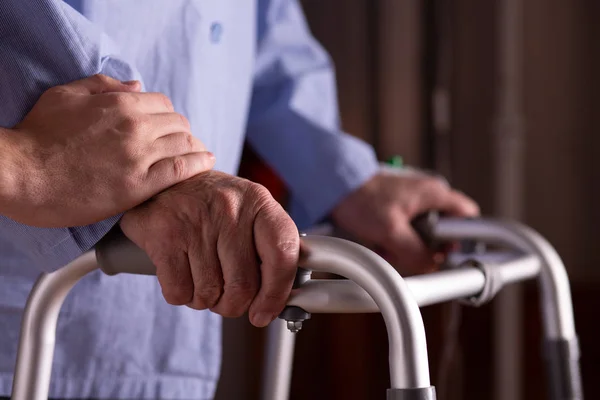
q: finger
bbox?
[210,221,260,318]
[124,92,176,113]
[144,152,216,194]
[444,190,480,217]
[416,181,480,218]
[149,132,207,163]
[187,228,224,310]
[96,92,176,114]
[153,248,195,306]
[60,74,141,95]
[249,202,299,328]
[143,113,191,140]
[382,220,435,276]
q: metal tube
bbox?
[287,255,541,313]
[300,236,430,389]
[11,252,99,400]
[495,254,540,283]
[19,235,431,397]
[14,221,569,399]
[433,218,576,340]
[261,319,297,400]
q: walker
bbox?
[10,215,583,399]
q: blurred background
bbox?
[217,0,599,399]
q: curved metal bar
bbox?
[433,218,575,339]
[15,233,431,397]
[11,252,99,400]
[300,236,431,389]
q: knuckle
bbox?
[378,217,402,242]
[194,284,222,309]
[118,114,146,134]
[381,207,400,227]
[91,73,111,85]
[170,156,188,180]
[158,93,174,110]
[214,189,244,220]
[418,177,445,193]
[272,238,300,263]
[110,93,135,108]
[177,113,191,131]
[246,182,272,203]
[179,132,195,152]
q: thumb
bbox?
[60,74,141,95]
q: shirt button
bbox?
[210,22,223,43]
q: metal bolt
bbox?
[286,320,303,333]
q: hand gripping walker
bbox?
[10,216,582,400]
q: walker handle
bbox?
[97,213,443,276]
[410,211,439,248]
[95,227,156,276]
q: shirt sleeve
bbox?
[245,0,380,229]
[0,0,140,272]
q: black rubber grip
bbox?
[410,211,440,248]
[387,387,437,400]
[544,338,583,400]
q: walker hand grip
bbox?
[410,211,440,248]
[95,213,442,277]
[95,226,157,276]
[94,214,441,278]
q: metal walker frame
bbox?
[10,218,583,400]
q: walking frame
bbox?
[10,216,583,399]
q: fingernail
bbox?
[121,80,139,86]
[253,312,274,327]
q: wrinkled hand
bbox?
[331,172,479,274]
[119,171,300,327]
[4,74,214,227]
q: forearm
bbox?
[248,0,380,227]
[0,125,121,273]
[0,1,142,272]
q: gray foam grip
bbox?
[95,226,157,276]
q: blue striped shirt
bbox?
[0,1,379,398]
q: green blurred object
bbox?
[386,155,404,168]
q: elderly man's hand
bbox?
[331,172,479,275]
[119,171,300,327]
[2,74,214,228]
